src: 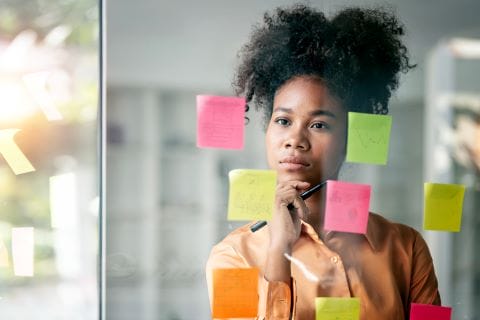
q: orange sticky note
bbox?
[212,268,259,318]
[0,129,35,175]
[196,95,245,149]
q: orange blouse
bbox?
[206,213,441,319]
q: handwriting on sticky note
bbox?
[228,169,276,221]
[196,95,245,149]
[423,183,465,232]
[346,112,392,165]
[315,297,360,320]
[12,227,34,277]
[212,268,259,318]
[0,129,35,175]
[324,180,371,234]
[0,240,9,267]
[410,303,452,320]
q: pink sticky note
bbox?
[196,95,245,149]
[410,303,452,320]
[324,180,371,234]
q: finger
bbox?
[290,195,309,220]
[277,180,310,190]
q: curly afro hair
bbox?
[234,4,415,126]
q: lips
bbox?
[279,156,310,170]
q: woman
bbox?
[206,4,440,319]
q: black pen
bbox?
[250,180,328,232]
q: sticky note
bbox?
[346,112,392,165]
[23,71,63,121]
[0,129,35,175]
[423,183,465,232]
[228,169,276,221]
[49,172,77,228]
[315,297,360,320]
[11,227,34,276]
[324,180,371,234]
[212,268,259,318]
[410,303,452,320]
[0,240,9,267]
[196,95,245,149]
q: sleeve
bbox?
[409,231,441,305]
[206,241,294,320]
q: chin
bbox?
[276,172,319,184]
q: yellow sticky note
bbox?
[316,297,360,320]
[227,169,276,221]
[424,183,465,232]
[346,112,392,165]
[0,129,35,175]
[0,240,9,267]
[12,227,34,277]
[212,268,259,318]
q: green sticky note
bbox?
[423,183,465,232]
[346,112,392,165]
[315,297,360,320]
[227,169,276,221]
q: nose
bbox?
[284,126,310,150]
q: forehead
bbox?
[273,76,343,113]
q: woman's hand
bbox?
[268,180,310,254]
[264,180,310,283]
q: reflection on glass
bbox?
[0,0,99,318]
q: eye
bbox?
[274,118,290,126]
[310,122,330,129]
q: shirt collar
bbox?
[300,213,379,252]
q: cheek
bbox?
[319,132,346,168]
[264,128,277,166]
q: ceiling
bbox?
[106,0,480,100]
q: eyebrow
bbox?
[273,107,337,118]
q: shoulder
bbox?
[209,222,270,263]
[367,212,425,253]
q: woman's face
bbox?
[265,76,347,186]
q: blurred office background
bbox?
[1,0,479,319]
[106,1,480,319]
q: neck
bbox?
[304,190,327,236]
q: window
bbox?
[0,1,99,319]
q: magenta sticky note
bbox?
[196,95,245,149]
[410,303,452,320]
[324,180,371,234]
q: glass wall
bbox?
[0,1,99,319]
[424,39,480,318]
[106,1,480,319]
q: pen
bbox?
[250,180,328,232]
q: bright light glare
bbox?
[50,172,78,229]
[44,25,72,47]
[49,172,81,278]
[449,38,480,59]
[0,239,9,267]
[0,30,37,71]
[23,71,63,121]
[0,80,37,121]
[11,227,34,277]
